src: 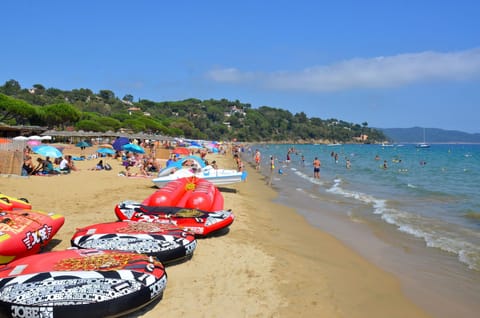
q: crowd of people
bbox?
[19,138,234,178]
[243,147,364,182]
[22,155,80,176]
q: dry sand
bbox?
[1,144,431,318]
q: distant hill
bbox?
[380,127,480,143]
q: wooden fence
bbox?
[0,140,26,175]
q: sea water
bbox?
[243,143,480,318]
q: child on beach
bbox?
[313,157,321,178]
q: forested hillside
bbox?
[0,79,387,143]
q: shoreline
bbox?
[1,144,430,317]
[231,161,430,318]
[243,143,480,318]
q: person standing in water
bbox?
[313,157,321,179]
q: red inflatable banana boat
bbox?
[0,209,64,264]
[142,177,224,212]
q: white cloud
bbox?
[206,68,255,83]
[206,48,480,92]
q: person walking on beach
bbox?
[254,149,261,170]
[268,155,275,185]
[313,157,321,179]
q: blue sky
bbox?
[2,1,480,133]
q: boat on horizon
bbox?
[416,128,430,148]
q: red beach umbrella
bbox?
[172,147,190,155]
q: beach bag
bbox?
[104,163,112,170]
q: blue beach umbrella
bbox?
[75,141,91,148]
[32,145,63,158]
[122,143,145,154]
[97,147,116,155]
[76,140,91,155]
[112,137,130,151]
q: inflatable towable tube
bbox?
[143,177,224,212]
[115,201,234,237]
[0,209,65,264]
[0,249,167,318]
[71,221,197,265]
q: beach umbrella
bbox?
[172,147,190,155]
[122,143,145,154]
[189,141,202,147]
[112,137,130,151]
[99,143,113,149]
[0,138,12,144]
[28,136,42,140]
[75,141,91,148]
[12,136,28,141]
[75,140,91,155]
[97,147,116,155]
[27,140,42,146]
[32,145,63,158]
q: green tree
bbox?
[0,94,37,124]
[32,84,46,95]
[98,89,115,102]
[97,116,122,131]
[169,118,195,138]
[0,79,21,95]
[122,118,146,132]
[76,119,106,132]
[123,94,134,102]
[69,88,94,103]
[43,103,81,129]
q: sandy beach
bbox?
[1,144,431,318]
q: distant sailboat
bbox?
[416,128,430,148]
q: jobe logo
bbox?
[149,278,166,299]
[137,270,165,299]
[11,305,53,318]
[22,224,52,249]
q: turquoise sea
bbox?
[243,143,480,318]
